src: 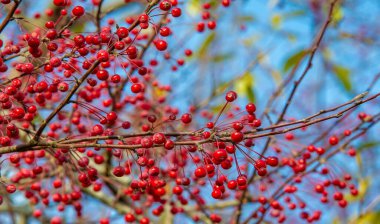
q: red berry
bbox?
[53,0,67,6]
[227,180,237,189]
[181,113,192,124]
[116,27,129,38]
[211,189,222,199]
[213,149,227,162]
[124,213,135,222]
[155,39,168,51]
[265,156,279,167]
[194,167,206,178]
[159,0,172,11]
[246,103,256,114]
[131,83,142,93]
[329,136,339,145]
[72,6,85,17]
[6,185,16,193]
[171,7,182,17]
[152,133,166,144]
[225,91,237,102]
[231,131,243,143]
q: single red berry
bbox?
[124,213,135,222]
[227,180,237,189]
[246,103,256,114]
[207,21,216,29]
[329,136,339,145]
[252,119,261,127]
[155,39,168,51]
[139,14,149,23]
[236,176,247,186]
[164,140,175,150]
[173,186,183,195]
[6,185,16,193]
[231,131,243,143]
[116,27,129,38]
[206,122,214,129]
[181,113,192,124]
[171,7,182,17]
[53,0,67,6]
[225,91,237,102]
[72,6,85,17]
[194,167,206,178]
[152,133,166,144]
[131,83,142,93]
[107,112,118,121]
[265,156,279,167]
[211,189,222,199]
[213,149,227,162]
[113,166,125,177]
[159,0,172,11]
[226,145,235,154]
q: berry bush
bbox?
[0,0,379,223]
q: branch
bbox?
[0,0,22,34]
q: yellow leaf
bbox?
[234,73,255,102]
[332,6,344,24]
[271,14,282,29]
[346,178,369,202]
[187,0,201,16]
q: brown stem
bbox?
[0,0,22,34]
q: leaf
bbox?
[211,103,231,114]
[357,141,380,152]
[332,5,344,25]
[332,65,352,91]
[350,211,380,224]
[197,32,216,58]
[271,14,282,29]
[187,0,202,16]
[283,49,308,72]
[212,53,233,63]
[346,178,369,202]
[214,81,231,95]
[234,73,255,102]
[284,10,306,19]
[237,15,255,22]
[242,34,261,47]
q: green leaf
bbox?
[357,141,380,152]
[237,15,255,22]
[234,73,255,102]
[283,49,308,72]
[332,65,352,91]
[212,53,233,63]
[283,10,306,19]
[197,32,216,58]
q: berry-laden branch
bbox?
[0,91,374,155]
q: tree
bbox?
[0,0,379,223]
